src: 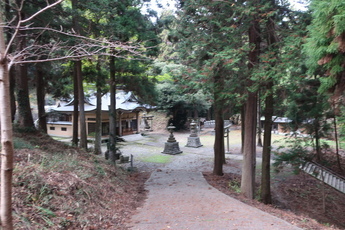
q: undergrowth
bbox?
[12,131,148,229]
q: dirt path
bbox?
[122,131,301,230]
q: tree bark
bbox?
[241,91,257,199]
[260,9,279,204]
[314,118,321,162]
[71,0,87,149]
[213,68,225,175]
[261,81,273,204]
[15,27,34,129]
[5,1,16,123]
[94,59,102,155]
[241,105,245,154]
[108,55,117,162]
[76,60,87,149]
[0,18,14,229]
[241,17,260,199]
[36,64,47,133]
[333,114,342,171]
[257,94,262,147]
[213,103,224,175]
[9,67,16,122]
[72,62,79,146]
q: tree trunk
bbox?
[213,68,225,175]
[333,115,342,171]
[76,60,87,149]
[241,105,245,154]
[108,56,117,162]
[241,92,257,199]
[71,0,86,149]
[261,6,278,204]
[5,3,16,123]
[207,107,211,120]
[257,93,262,147]
[94,88,102,155]
[36,64,47,133]
[261,81,273,204]
[241,17,260,199]
[314,118,321,162]
[213,103,224,175]
[94,59,102,155]
[71,0,79,146]
[9,67,16,122]
[15,28,34,129]
[0,20,14,229]
[72,63,79,146]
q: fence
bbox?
[203,120,230,128]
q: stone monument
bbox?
[186,120,203,148]
[142,113,154,131]
[162,124,183,155]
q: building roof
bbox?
[51,91,153,113]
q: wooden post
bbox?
[136,111,140,134]
[118,111,123,136]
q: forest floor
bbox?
[11,123,345,229]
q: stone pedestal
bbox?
[162,142,183,155]
[186,120,202,148]
[186,136,203,148]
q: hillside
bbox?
[12,130,148,229]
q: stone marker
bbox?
[186,120,203,148]
[162,123,182,155]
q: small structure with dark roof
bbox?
[47,91,154,137]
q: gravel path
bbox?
[120,131,301,230]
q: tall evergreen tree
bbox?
[240,0,261,199]
[176,0,249,175]
[305,0,345,113]
[74,0,159,160]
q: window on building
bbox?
[61,127,67,131]
[88,123,96,135]
[50,127,55,130]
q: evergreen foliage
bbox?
[305,0,345,96]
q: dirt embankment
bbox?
[12,131,148,229]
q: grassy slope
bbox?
[12,130,148,229]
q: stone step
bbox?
[337,179,345,193]
[330,175,336,187]
[324,172,330,183]
[301,161,345,195]
[304,162,312,172]
[309,164,316,175]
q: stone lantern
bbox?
[142,113,154,131]
[186,120,202,148]
[162,123,182,155]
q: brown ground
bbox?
[12,131,149,229]
[204,156,345,230]
[11,127,345,229]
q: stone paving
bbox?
[115,131,301,230]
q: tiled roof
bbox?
[52,91,153,113]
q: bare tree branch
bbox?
[7,35,153,68]
[21,0,64,24]
[5,0,64,56]
[2,1,156,68]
